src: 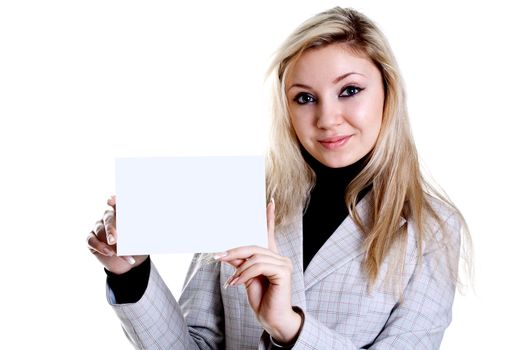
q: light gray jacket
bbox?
[109,195,460,349]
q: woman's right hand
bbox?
[87,195,149,275]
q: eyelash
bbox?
[293,85,363,105]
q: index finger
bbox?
[267,198,277,253]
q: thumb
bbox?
[267,197,277,253]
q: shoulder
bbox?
[396,195,463,297]
[404,194,462,260]
[425,194,459,223]
[424,194,462,243]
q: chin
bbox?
[318,156,357,168]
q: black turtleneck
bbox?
[302,148,370,271]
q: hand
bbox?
[86,195,149,275]
[218,200,302,344]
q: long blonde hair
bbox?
[266,7,471,290]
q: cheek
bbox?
[289,115,305,147]
[366,110,383,138]
[352,98,383,136]
[290,110,314,139]
[348,104,378,130]
[367,116,382,146]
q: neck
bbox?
[301,146,368,186]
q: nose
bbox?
[316,100,344,129]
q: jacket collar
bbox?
[274,192,406,308]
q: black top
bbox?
[301,148,369,271]
[105,256,151,304]
[106,149,370,303]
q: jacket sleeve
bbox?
[290,212,461,350]
[108,254,225,350]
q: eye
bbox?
[293,92,316,105]
[340,85,363,97]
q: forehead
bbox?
[286,43,379,84]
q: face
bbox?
[286,43,384,168]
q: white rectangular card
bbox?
[115,156,267,255]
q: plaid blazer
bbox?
[109,195,460,349]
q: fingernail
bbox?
[223,275,236,289]
[213,252,228,260]
[126,256,136,265]
[107,234,115,245]
[103,247,114,257]
[271,197,275,206]
[229,277,240,286]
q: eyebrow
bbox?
[287,72,365,92]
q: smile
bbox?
[318,135,351,150]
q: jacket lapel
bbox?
[303,209,366,291]
[276,193,406,301]
[275,212,306,310]
[275,197,372,305]
[302,193,374,291]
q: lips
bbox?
[318,135,351,149]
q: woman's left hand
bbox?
[217,200,302,344]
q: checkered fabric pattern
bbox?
[109,195,460,349]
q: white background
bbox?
[1,1,523,348]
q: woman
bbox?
[87,7,469,349]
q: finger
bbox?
[220,258,246,269]
[106,195,117,244]
[213,252,245,268]
[220,245,280,262]
[87,231,115,257]
[88,248,128,266]
[122,256,136,265]
[107,195,116,210]
[223,255,280,282]
[221,254,284,270]
[103,207,117,245]
[92,219,105,239]
[233,254,288,277]
[223,253,291,288]
[267,198,277,253]
[231,262,288,286]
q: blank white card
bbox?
[115,156,267,255]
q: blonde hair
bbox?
[266,7,471,290]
